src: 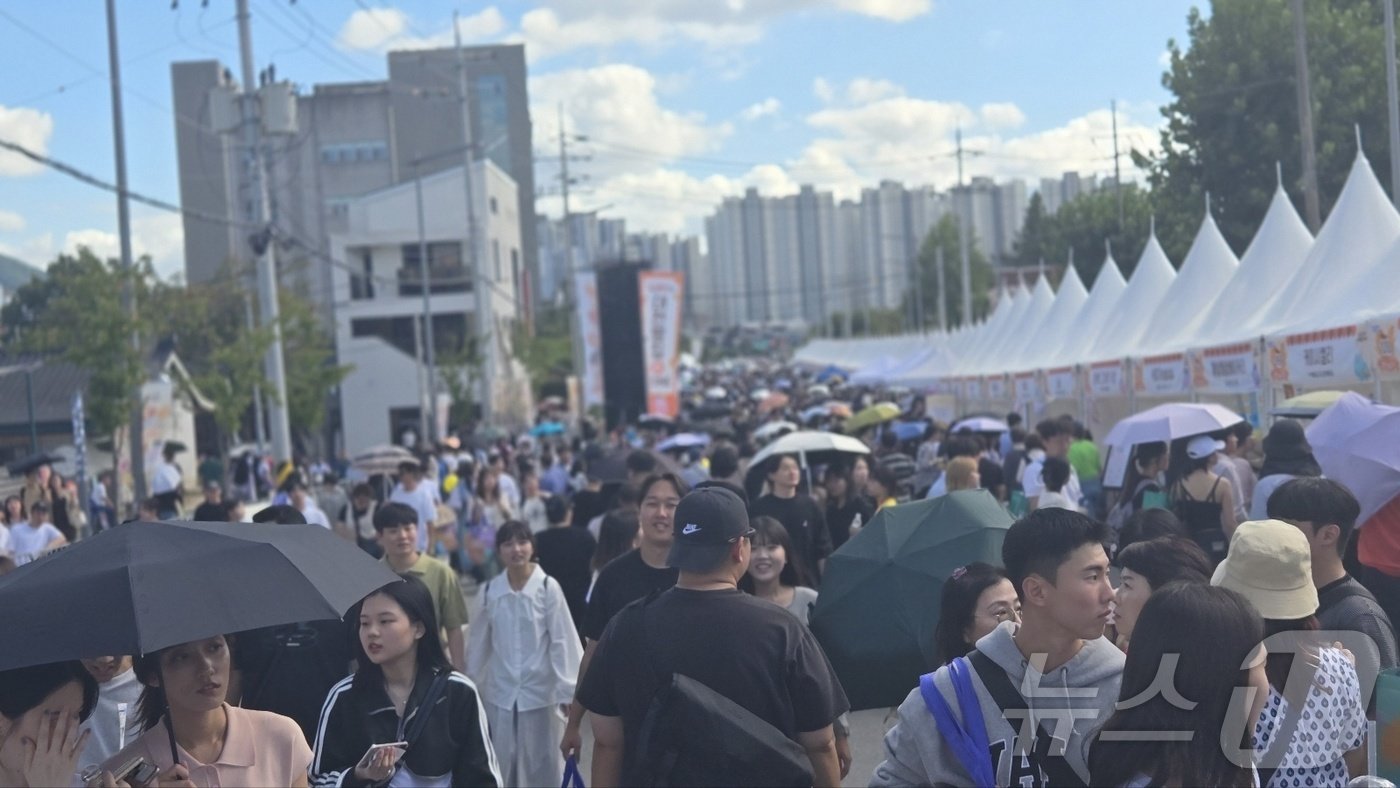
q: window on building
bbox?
[351,316,417,357]
[350,247,375,300]
[350,313,471,359]
[492,240,501,280]
[399,241,470,296]
[489,197,498,214]
[320,141,388,165]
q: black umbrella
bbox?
[0,520,401,671]
[7,451,62,477]
[587,447,683,484]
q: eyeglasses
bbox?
[728,528,758,544]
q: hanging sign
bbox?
[1044,366,1077,400]
[1189,342,1261,394]
[1087,359,1127,397]
[638,271,686,419]
[1271,325,1368,384]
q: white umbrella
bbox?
[1102,403,1244,487]
[807,384,831,399]
[351,444,417,476]
[750,388,772,402]
[704,386,727,400]
[657,432,711,452]
[951,416,1009,434]
[745,430,871,497]
[1307,392,1400,526]
[754,421,799,442]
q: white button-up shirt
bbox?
[465,567,583,712]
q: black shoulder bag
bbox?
[967,650,1089,788]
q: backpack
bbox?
[627,594,813,787]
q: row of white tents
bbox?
[795,146,1400,424]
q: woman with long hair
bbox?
[1089,583,1268,787]
[466,521,582,787]
[739,516,817,622]
[102,634,311,787]
[590,508,639,579]
[1167,435,1238,563]
[931,562,1020,667]
[313,575,501,787]
[473,467,515,532]
[1250,420,1323,520]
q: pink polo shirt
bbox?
[102,704,312,787]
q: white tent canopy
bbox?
[959,281,1030,372]
[1011,265,1089,372]
[1191,181,1314,346]
[1139,209,1240,355]
[1259,152,1400,335]
[975,274,1055,373]
[1082,232,1177,363]
[1052,250,1129,366]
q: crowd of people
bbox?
[2,360,1400,787]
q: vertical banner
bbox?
[573,272,605,409]
[71,392,87,527]
[638,271,685,419]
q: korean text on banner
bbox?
[1189,343,1261,393]
[1088,360,1127,398]
[1013,373,1039,406]
[1134,353,1189,396]
[1268,325,1369,385]
[985,374,1008,401]
[573,272,605,408]
[1363,316,1400,379]
[964,377,983,402]
[638,271,685,418]
[1044,367,1076,400]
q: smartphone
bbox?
[110,757,160,786]
[357,741,408,769]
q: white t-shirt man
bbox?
[11,521,64,565]
[77,668,143,773]
[150,460,182,495]
[298,501,331,529]
[1021,458,1082,509]
[390,482,437,552]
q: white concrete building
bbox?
[329,160,529,455]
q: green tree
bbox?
[513,305,574,398]
[1145,0,1391,259]
[439,334,485,429]
[906,214,995,329]
[1013,186,1155,282]
[278,289,351,442]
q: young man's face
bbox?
[1040,542,1115,641]
[1279,517,1338,568]
[377,522,418,558]
[401,471,420,491]
[770,458,801,491]
[639,481,681,548]
[1046,433,1072,458]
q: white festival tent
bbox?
[1255,152,1400,336]
[1188,180,1314,346]
[1007,265,1088,372]
[967,275,1055,374]
[1080,231,1178,364]
[959,280,1031,371]
[1136,208,1240,355]
[1050,250,1129,367]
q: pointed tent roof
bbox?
[1053,250,1129,366]
[1139,209,1240,355]
[1085,233,1177,362]
[978,274,1055,373]
[1193,181,1314,345]
[1261,152,1400,335]
[1012,265,1089,370]
[960,281,1031,372]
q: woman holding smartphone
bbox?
[102,634,311,787]
[312,575,501,787]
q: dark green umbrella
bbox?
[809,490,1013,710]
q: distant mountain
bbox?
[0,253,43,293]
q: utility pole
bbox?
[413,165,436,445]
[1111,99,1124,229]
[955,127,973,325]
[558,103,587,402]
[935,244,948,332]
[1290,0,1322,232]
[235,0,293,464]
[456,12,495,424]
[1385,0,1400,208]
[104,0,143,510]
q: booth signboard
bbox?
[1189,342,1260,394]
[1363,315,1400,379]
[1013,372,1039,407]
[1088,360,1127,397]
[1270,325,1368,385]
[963,377,983,401]
[1044,367,1077,400]
[985,374,1008,401]
[1133,353,1189,396]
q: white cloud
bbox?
[59,211,185,279]
[0,105,55,177]
[514,8,762,61]
[812,78,836,103]
[741,98,781,121]
[835,0,932,23]
[337,6,506,52]
[980,102,1026,130]
[0,210,25,232]
[531,64,732,180]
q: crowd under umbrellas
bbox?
[5,356,1400,786]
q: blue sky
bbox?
[0,0,1202,278]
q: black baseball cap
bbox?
[666,486,755,572]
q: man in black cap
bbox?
[576,485,847,787]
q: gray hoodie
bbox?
[870,621,1124,787]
